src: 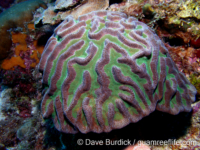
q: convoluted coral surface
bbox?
[39,11,197,134]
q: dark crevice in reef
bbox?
[109,0,124,5]
[36,24,58,46]
[163,37,185,47]
[44,111,192,150]
[50,0,56,3]
[37,32,54,46]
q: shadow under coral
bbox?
[44,110,192,150]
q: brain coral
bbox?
[39,11,197,134]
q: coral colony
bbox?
[39,11,196,134]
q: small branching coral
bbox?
[38,11,196,134]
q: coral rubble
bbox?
[109,0,200,39]
[0,88,45,149]
[39,10,196,134]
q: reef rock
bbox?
[38,0,109,25]
[38,11,196,134]
[54,0,81,10]
[0,0,46,61]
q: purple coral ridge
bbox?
[38,10,197,134]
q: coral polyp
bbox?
[39,10,196,134]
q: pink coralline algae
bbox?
[38,11,197,134]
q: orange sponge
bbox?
[1,31,44,70]
[12,32,28,56]
[1,56,26,70]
